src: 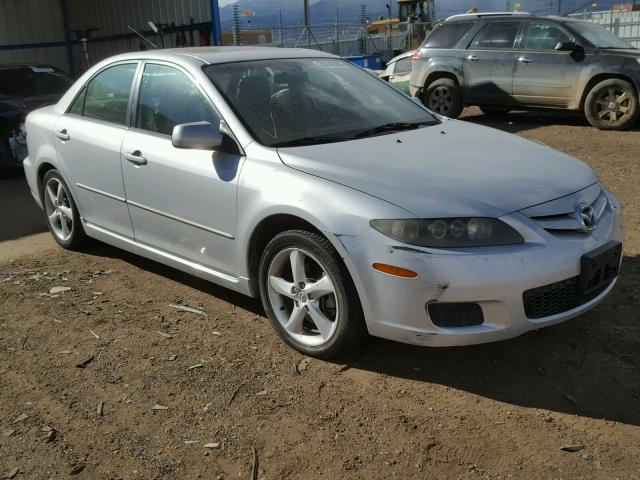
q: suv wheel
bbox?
[258,230,367,358]
[421,78,463,118]
[585,78,639,130]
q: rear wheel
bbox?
[584,78,639,130]
[41,170,88,250]
[421,78,463,118]
[258,230,367,358]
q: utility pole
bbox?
[210,0,221,45]
[304,0,311,49]
[335,7,340,56]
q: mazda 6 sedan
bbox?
[24,47,624,357]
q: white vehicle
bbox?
[23,47,623,357]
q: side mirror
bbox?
[555,41,577,51]
[171,121,223,150]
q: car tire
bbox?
[421,78,463,118]
[479,106,511,117]
[258,229,367,358]
[41,169,88,250]
[584,78,639,130]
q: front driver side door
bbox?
[513,20,585,107]
[121,62,244,276]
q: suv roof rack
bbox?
[445,11,531,21]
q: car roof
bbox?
[104,46,337,68]
[443,12,585,24]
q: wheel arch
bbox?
[247,213,338,297]
[579,73,639,110]
[36,162,59,203]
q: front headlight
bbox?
[370,218,524,248]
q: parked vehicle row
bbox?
[381,12,639,130]
[24,46,623,357]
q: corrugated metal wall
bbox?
[1,0,213,75]
[0,0,69,70]
[66,0,212,71]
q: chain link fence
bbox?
[229,22,431,62]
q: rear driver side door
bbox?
[121,62,244,276]
[463,20,523,105]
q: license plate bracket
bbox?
[580,241,622,296]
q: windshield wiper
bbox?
[351,121,435,139]
[272,136,351,148]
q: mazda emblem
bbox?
[576,203,597,232]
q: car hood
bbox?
[277,120,597,218]
[600,48,640,58]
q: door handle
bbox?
[123,151,147,166]
[467,55,479,62]
[55,129,70,141]
[518,56,533,63]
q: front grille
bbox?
[428,302,484,327]
[523,276,612,319]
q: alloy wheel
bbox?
[595,87,632,126]
[44,177,74,242]
[266,247,339,347]
[428,86,453,115]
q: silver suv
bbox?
[410,12,640,130]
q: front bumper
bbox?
[339,192,624,347]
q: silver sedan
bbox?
[24,47,623,357]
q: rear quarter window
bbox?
[422,21,475,49]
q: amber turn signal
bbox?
[372,263,418,278]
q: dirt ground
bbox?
[1,108,639,480]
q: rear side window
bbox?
[83,63,137,125]
[135,64,220,136]
[423,21,474,49]
[472,21,521,49]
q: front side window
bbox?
[135,64,220,136]
[423,21,475,49]
[205,58,438,147]
[524,21,573,50]
[472,21,521,49]
[83,63,137,125]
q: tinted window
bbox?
[394,57,412,74]
[135,64,220,136]
[68,87,86,115]
[83,63,137,125]
[525,21,573,50]
[423,21,474,49]
[473,21,521,49]
[0,66,72,97]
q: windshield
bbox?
[0,66,73,98]
[569,21,634,49]
[204,58,438,147]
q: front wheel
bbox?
[421,78,463,118]
[584,78,639,130]
[258,230,367,358]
